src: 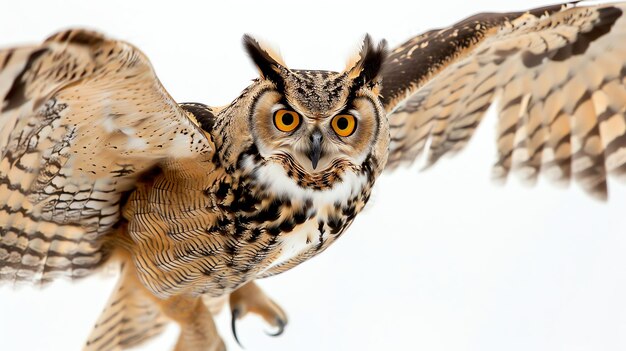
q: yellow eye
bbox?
[273,109,301,132]
[331,114,357,137]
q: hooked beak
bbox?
[308,129,323,170]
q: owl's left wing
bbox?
[0,29,212,283]
[382,2,626,199]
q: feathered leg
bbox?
[84,258,167,351]
[85,253,224,351]
[159,294,225,351]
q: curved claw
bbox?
[265,317,286,337]
[231,307,244,349]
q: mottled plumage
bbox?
[1,2,626,350]
[382,2,626,200]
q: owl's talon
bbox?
[229,281,288,346]
[231,307,244,348]
[265,317,286,337]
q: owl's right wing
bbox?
[381,2,626,199]
[0,29,212,284]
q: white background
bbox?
[1,1,626,350]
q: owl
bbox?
[1,2,626,351]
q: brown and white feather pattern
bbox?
[0,29,210,284]
[382,2,626,199]
[84,261,167,351]
[121,96,381,299]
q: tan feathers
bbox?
[382,2,626,200]
[0,29,211,284]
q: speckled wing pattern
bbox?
[382,2,626,199]
[0,29,210,283]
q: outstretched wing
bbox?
[382,2,626,199]
[0,29,211,284]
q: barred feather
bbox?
[0,29,211,284]
[382,2,626,200]
[84,262,168,351]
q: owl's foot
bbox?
[229,281,288,347]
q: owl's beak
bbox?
[308,129,323,170]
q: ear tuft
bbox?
[243,34,286,82]
[347,34,388,89]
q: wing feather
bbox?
[382,2,626,199]
[0,29,212,284]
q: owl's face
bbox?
[242,36,389,192]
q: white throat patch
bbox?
[242,155,367,208]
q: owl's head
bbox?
[240,35,389,193]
